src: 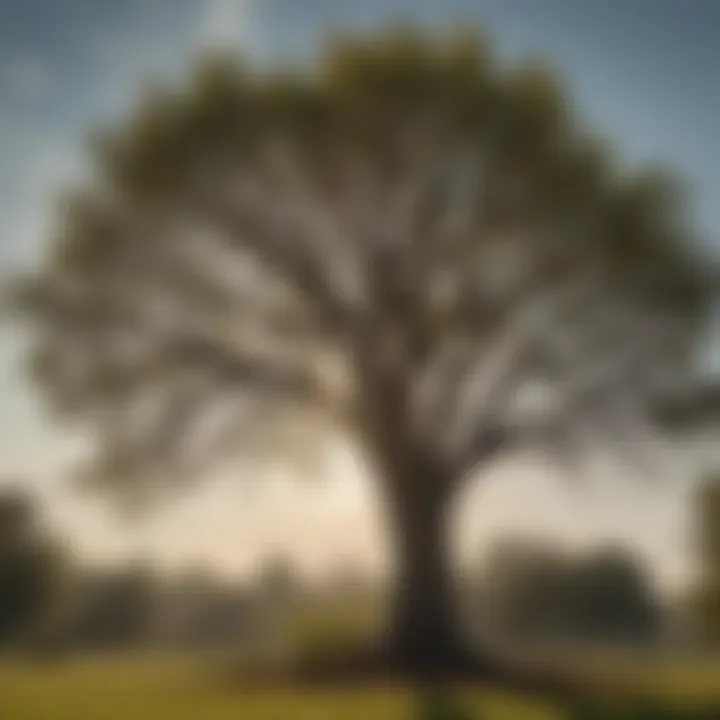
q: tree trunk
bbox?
[382,474,608,697]
[384,474,477,677]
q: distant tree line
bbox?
[1,474,720,658]
[472,541,662,649]
[55,564,269,654]
[0,484,304,657]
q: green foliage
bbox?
[0,488,67,651]
[688,474,720,646]
[13,25,713,497]
[476,541,661,647]
[63,565,161,650]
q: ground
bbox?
[0,654,718,719]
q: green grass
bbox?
[0,655,557,720]
[0,654,719,719]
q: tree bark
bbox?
[384,471,479,678]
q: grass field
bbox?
[0,654,719,719]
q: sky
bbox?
[0,0,718,589]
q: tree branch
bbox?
[189,164,358,336]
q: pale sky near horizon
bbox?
[0,0,718,591]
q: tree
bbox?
[67,564,159,649]
[476,540,661,647]
[0,487,65,650]
[576,549,661,646]
[10,29,717,676]
[130,567,260,652]
[689,474,720,647]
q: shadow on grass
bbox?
[565,698,720,720]
[412,688,720,720]
[414,686,475,720]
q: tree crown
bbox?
[13,29,717,502]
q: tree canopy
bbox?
[15,31,715,499]
[476,540,661,647]
[10,28,718,673]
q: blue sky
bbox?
[0,0,718,583]
[1,0,719,263]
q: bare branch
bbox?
[189,162,360,336]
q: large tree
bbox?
[11,30,718,675]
